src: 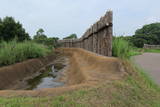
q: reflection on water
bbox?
[27,63,65,90]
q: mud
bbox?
[27,57,68,90]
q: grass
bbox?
[112,38,142,59]
[129,63,160,91]
[0,40,51,66]
[112,38,160,58]
[144,49,160,53]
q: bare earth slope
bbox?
[0,48,125,97]
[0,49,160,107]
[133,53,160,85]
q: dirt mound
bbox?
[60,48,126,85]
[0,48,126,97]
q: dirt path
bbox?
[133,53,160,85]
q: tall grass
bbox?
[112,38,132,59]
[0,40,51,66]
[112,38,142,59]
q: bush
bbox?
[0,40,51,66]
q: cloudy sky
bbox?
[0,0,159,38]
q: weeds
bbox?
[0,40,51,66]
[112,38,141,59]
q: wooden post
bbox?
[58,11,112,56]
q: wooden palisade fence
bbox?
[144,44,160,49]
[58,11,113,56]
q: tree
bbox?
[0,16,30,41]
[33,28,59,47]
[33,28,47,44]
[44,37,59,48]
[132,23,160,47]
[63,34,77,39]
[0,18,3,41]
[34,28,47,39]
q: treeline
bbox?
[0,16,77,66]
[33,28,59,48]
[0,16,61,48]
[0,16,79,48]
[0,17,30,41]
[118,23,160,48]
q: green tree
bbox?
[132,23,160,47]
[33,28,59,48]
[63,34,77,39]
[45,37,59,48]
[33,28,47,44]
[0,16,30,42]
[0,18,3,41]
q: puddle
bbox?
[27,63,65,90]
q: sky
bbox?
[0,0,159,39]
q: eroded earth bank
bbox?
[0,48,126,97]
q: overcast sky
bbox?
[0,0,159,38]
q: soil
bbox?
[133,53,160,85]
[0,48,126,97]
[0,52,61,90]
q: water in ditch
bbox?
[27,63,65,90]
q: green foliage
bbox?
[131,65,160,91]
[63,34,77,40]
[0,16,30,42]
[144,49,160,53]
[121,36,133,43]
[112,38,132,59]
[33,28,47,44]
[112,37,142,59]
[132,23,160,48]
[33,28,59,48]
[44,37,59,48]
[0,40,51,66]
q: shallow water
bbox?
[27,64,65,90]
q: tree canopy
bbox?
[33,28,47,41]
[132,23,160,47]
[0,16,30,42]
[33,28,59,47]
[63,34,77,40]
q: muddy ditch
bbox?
[0,52,69,90]
[0,48,126,97]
